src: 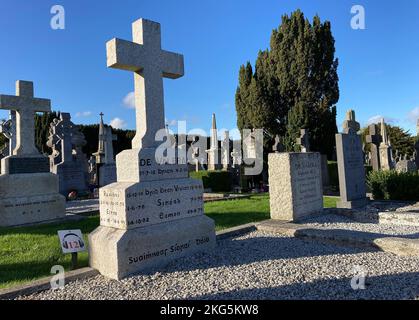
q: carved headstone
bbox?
[335,110,367,209]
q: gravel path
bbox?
[18,230,419,300]
[302,214,419,239]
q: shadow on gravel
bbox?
[148,235,378,277]
[190,271,419,300]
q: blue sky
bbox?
[0,0,419,137]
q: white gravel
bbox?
[18,230,419,300]
[302,214,419,238]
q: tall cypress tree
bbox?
[235,10,339,157]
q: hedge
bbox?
[190,170,232,193]
[367,170,419,201]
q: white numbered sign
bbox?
[58,230,86,254]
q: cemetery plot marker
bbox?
[89,19,216,280]
[0,81,65,227]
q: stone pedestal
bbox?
[268,153,323,222]
[0,172,66,227]
[90,215,215,280]
[336,134,368,209]
[89,151,216,279]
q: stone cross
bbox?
[366,124,382,171]
[50,113,75,163]
[231,148,242,168]
[0,81,51,156]
[342,110,360,134]
[106,19,184,149]
[296,129,310,152]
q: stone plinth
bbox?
[116,148,189,182]
[89,215,215,280]
[268,153,323,222]
[0,173,66,227]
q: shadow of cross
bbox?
[0,81,51,156]
[106,18,184,149]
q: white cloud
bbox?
[123,92,135,109]
[167,119,178,126]
[110,117,127,129]
[75,111,92,118]
[407,107,419,123]
[367,115,398,125]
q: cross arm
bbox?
[106,38,146,72]
[0,95,51,112]
[161,51,184,79]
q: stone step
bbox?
[256,219,419,257]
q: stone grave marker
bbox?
[366,124,382,171]
[268,151,323,221]
[48,112,88,197]
[89,19,216,280]
[335,110,367,209]
[0,80,65,227]
[379,118,394,170]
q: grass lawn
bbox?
[0,195,337,290]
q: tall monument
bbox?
[206,113,220,170]
[89,19,216,280]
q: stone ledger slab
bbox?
[0,173,66,227]
[89,215,215,280]
[268,152,323,221]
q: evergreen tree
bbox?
[235,10,339,157]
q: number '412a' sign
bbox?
[58,230,86,254]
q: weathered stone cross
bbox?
[0,81,51,156]
[342,110,360,134]
[106,19,184,149]
[53,113,75,162]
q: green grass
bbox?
[0,195,337,290]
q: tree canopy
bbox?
[235,10,339,157]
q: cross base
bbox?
[1,155,49,175]
[116,148,189,183]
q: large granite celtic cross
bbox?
[106,19,184,149]
[0,81,51,156]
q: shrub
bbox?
[327,161,339,190]
[367,170,419,201]
[190,171,232,193]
